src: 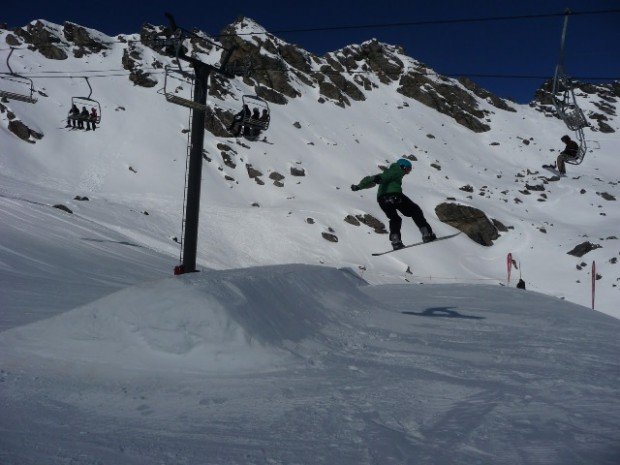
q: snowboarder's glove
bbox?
[372,175,382,184]
[350,184,360,191]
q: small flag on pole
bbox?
[591,261,596,310]
[507,253,513,285]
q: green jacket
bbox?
[355,163,405,198]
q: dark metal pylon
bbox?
[162,13,236,274]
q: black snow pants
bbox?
[378,193,431,238]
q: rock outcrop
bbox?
[435,203,499,246]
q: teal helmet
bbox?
[396,158,412,171]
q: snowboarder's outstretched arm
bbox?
[351,165,402,191]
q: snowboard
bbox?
[372,232,461,256]
[542,165,565,177]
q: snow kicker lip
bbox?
[0,264,376,373]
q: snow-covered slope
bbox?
[1,18,619,464]
[1,265,618,464]
[1,18,619,320]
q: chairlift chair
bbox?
[69,77,101,124]
[163,65,206,111]
[551,10,589,165]
[241,94,270,131]
[552,75,588,132]
[0,48,37,104]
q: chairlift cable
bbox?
[1,7,618,51]
[219,8,620,37]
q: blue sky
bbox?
[4,0,619,102]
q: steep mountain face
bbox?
[1,18,619,317]
[215,17,515,133]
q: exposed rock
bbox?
[318,80,350,107]
[293,121,302,129]
[322,232,338,243]
[344,215,361,226]
[339,40,404,82]
[74,196,89,201]
[305,218,315,224]
[53,204,73,214]
[206,107,234,137]
[597,121,615,133]
[220,152,236,169]
[460,185,474,193]
[219,23,300,100]
[525,183,545,191]
[5,34,21,46]
[269,172,285,181]
[355,214,387,234]
[435,203,499,246]
[290,166,305,177]
[492,219,508,232]
[278,43,313,73]
[15,21,67,60]
[458,77,516,112]
[246,164,262,179]
[255,86,288,105]
[597,192,616,201]
[63,22,107,55]
[397,72,490,133]
[321,65,365,102]
[8,119,43,143]
[567,242,602,257]
[122,47,157,88]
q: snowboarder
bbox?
[66,104,79,128]
[351,158,436,250]
[545,135,579,175]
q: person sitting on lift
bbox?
[229,104,250,137]
[89,108,98,131]
[245,107,262,138]
[553,135,579,175]
[259,108,270,127]
[78,107,89,129]
[66,104,79,128]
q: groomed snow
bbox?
[1,265,619,464]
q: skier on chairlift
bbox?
[89,107,98,131]
[66,104,79,128]
[351,158,436,250]
[544,135,579,175]
[229,104,250,137]
[246,107,262,138]
[77,107,89,129]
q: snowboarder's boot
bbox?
[390,233,404,250]
[420,226,437,243]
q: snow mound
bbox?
[1,264,371,373]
